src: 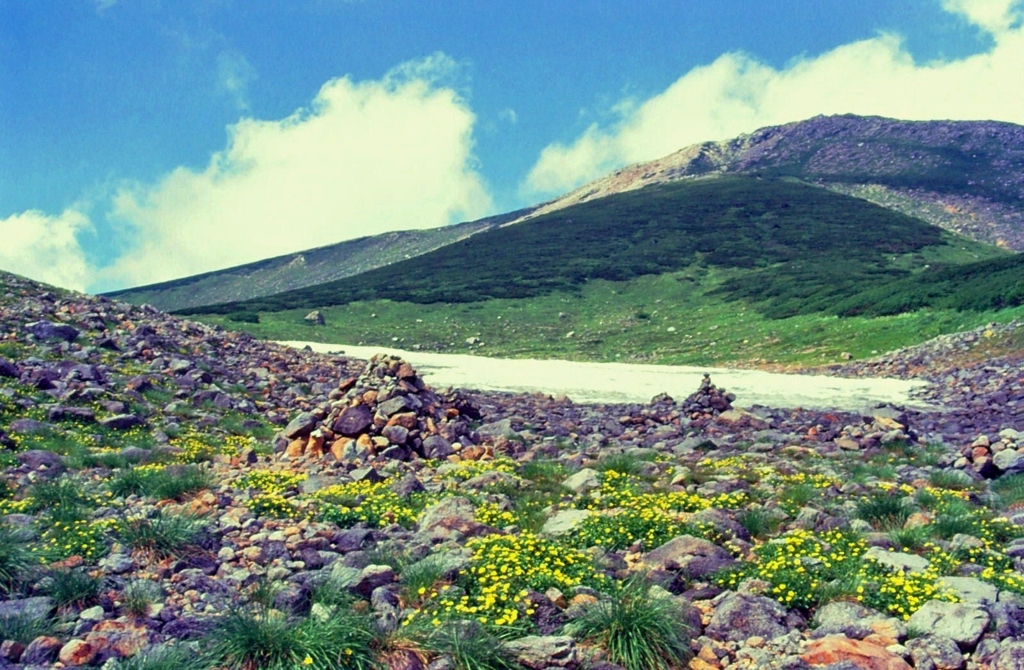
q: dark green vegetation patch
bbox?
[182,177,1010,321]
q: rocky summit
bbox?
[1,269,1024,670]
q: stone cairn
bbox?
[277,355,484,463]
[680,373,735,419]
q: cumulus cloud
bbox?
[526,0,1024,195]
[0,210,93,292]
[100,53,493,290]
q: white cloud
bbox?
[943,0,1022,36]
[101,53,493,289]
[0,209,93,292]
[526,0,1024,195]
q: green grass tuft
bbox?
[563,576,693,670]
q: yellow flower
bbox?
[303,656,313,665]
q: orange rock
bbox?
[362,390,378,404]
[569,593,598,607]
[972,446,990,460]
[396,363,416,379]
[285,438,305,459]
[387,412,418,429]
[86,620,150,658]
[689,658,720,670]
[58,639,97,666]
[801,636,911,670]
[461,445,486,461]
[306,432,325,458]
[356,434,374,451]
[445,408,460,419]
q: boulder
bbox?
[905,636,964,670]
[562,468,601,493]
[906,601,990,650]
[503,635,577,669]
[801,635,911,670]
[705,592,790,642]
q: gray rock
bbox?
[562,468,601,493]
[20,636,61,665]
[382,424,409,445]
[906,600,990,650]
[351,466,384,483]
[990,639,1024,670]
[15,449,64,472]
[939,576,999,604]
[0,597,54,620]
[422,434,454,459]
[864,546,930,572]
[643,535,736,578]
[99,413,143,430]
[98,553,134,574]
[283,412,319,440]
[377,396,410,418]
[504,635,577,669]
[0,357,18,378]
[8,419,54,434]
[812,601,903,639]
[351,565,396,598]
[906,635,965,670]
[705,592,789,642]
[332,405,373,437]
[27,320,79,342]
[994,449,1024,473]
[541,509,592,537]
[476,418,517,439]
[79,605,105,622]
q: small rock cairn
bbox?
[277,355,482,463]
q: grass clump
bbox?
[123,580,162,618]
[415,620,517,670]
[208,605,377,670]
[991,473,1024,509]
[40,567,101,609]
[105,644,207,670]
[109,464,212,500]
[563,576,693,670]
[116,510,207,558]
[0,524,35,595]
[0,612,56,646]
[855,492,916,531]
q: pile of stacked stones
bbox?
[277,355,484,463]
[952,428,1024,478]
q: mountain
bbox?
[527,114,1024,250]
[108,114,1024,314]
[180,176,1010,317]
[102,208,534,312]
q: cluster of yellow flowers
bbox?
[236,469,307,494]
[412,532,596,628]
[315,479,422,528]
[474,502,518,527]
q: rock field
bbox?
[1,270,1024,670]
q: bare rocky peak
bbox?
[516,114,1024,250]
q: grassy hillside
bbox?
[177,176,1023,366]
[193,270,1024,367]
[182,176,1005,317]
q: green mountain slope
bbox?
[181,176,1006,317]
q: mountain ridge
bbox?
[107,114,1024,312]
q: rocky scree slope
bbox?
[526,115,1024,251]
[1,271,1024,669]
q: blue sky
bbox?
[2,0,1023,292]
